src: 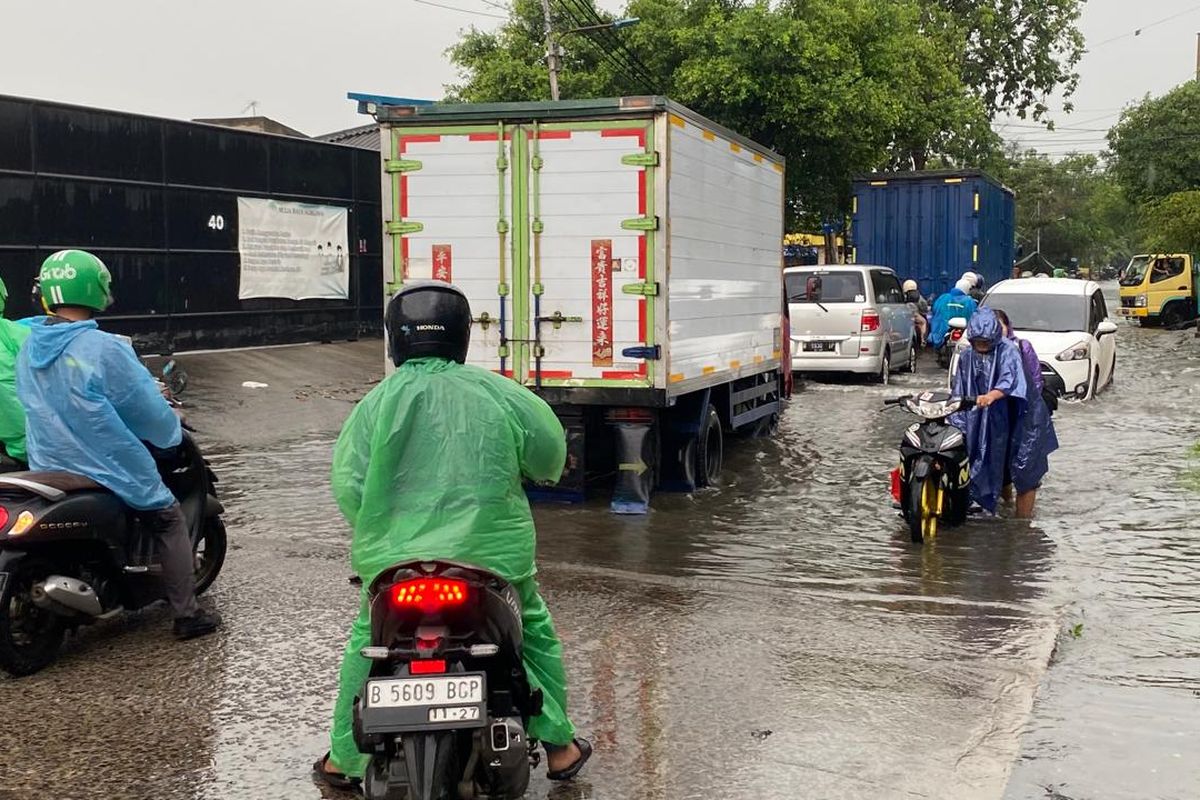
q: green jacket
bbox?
[0,318,30,462]
[332,358,566,585]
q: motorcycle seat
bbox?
[0,472,107,502]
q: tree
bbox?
[1140,191,1200,254]
[998,148,1135,269]
[1108,81,1200,205]
[447,0,999,223]
[922,0,1085,121]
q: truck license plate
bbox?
[803,341,837,352]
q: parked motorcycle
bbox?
[352,560,542,800]
[0,432,226,675]
[885,391,975,543]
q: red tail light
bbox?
[410,659,447,675]
[391,578,469,612]
[861,310,880,333]
[950,328,963,341]
[0,507,8,530]
[890,468,902,503]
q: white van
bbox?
[784,265,917,383]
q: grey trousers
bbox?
[142,504,199,619]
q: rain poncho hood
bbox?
[332,357,566,585]
[16,318,182,510]
[928,287,979,346]
[950,309,1029,512]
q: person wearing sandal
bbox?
[316,282,591,791]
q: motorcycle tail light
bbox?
[0,506,8,530]
[950,328,963,341]
[410,659,447,675]
[889,468,901,503]
[391,578,469,612]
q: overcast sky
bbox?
[2,0,1198,145]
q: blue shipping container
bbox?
[850,170,1015,299]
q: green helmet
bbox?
[39,249,113,311]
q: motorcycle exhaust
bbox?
[31,576,103,617]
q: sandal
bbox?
[546,737,593,781]
[312,753,361,792]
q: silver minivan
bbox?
[784,265,917,383]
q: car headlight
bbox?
[1056,342,1090,362]
[1135,294,1147,308]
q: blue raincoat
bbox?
[16,318,181,510]
[928,288,978,346]
[949,309,1028,512]
[1005,334,1059,493]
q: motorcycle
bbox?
[0,432,226,676]
[934,323,966,368]
[352,560,542,800]
[885,391,975,543]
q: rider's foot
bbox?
[546,738,592,780]
[174,609,221,640]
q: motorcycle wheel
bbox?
[907,477,940,544]
[194,517,228,595]
[0,558,66,677]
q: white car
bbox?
[785,265,918,383]
[949,278,1118,401]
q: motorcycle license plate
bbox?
[803,341,837,352]
[366,674,484,708]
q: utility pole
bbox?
[1195,32,1199,81]
[1036,198,1041,256]
[540,0,561,101]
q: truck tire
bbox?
[694,405,723,488]
[1160,301,1190,328]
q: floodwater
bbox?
[2,289,1198,799]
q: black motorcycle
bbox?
[0,432,226,676]
[885,391,975,543]
[353,560,541,800]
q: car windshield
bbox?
[1119,256,1150,287]
[983,293,1087,332]
[785,271,865,303]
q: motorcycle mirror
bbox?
[806,275,822,303]
[948,316,968,330]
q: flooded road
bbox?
[2,294,1197,799]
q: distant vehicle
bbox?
[850,170,1015,298]
[1117,253,1199,327]
[950,278,1118,402]
[785,265,918,383]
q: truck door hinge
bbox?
[621,152,659,167]
[474,311,494,331]
[622,281,660,297]
[386,221,424,235]
[384,159,423,173]
[621,216,660,231]
[622,345,661,360]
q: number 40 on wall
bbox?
[207,214,226,231]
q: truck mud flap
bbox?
[525,410,586,504]
[611,419,656,515]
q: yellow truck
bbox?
[1118,254,1199,326]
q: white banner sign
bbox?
[237,197,350,300]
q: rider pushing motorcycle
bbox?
[15,250,220,640]
[317,281,591,790]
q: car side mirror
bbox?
[1096,320,1118,337]
[948,317,968,330]
[806,275,822,303]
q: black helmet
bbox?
[385,281,472,367]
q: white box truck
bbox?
[370,96,786,511]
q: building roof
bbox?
[315,123,380,150]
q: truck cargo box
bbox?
[850,170,1015,297]
[374,97,785,406]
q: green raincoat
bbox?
[327,357,574,777]
[0,279,30,463]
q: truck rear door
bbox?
[523,120,658,389]
[385,125,515,375]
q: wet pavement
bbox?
[2,289,1198,799]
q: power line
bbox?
[1089,3,1200,49]
[554,0,656,92]
[412,0,508,19]
[559,0,658,90]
